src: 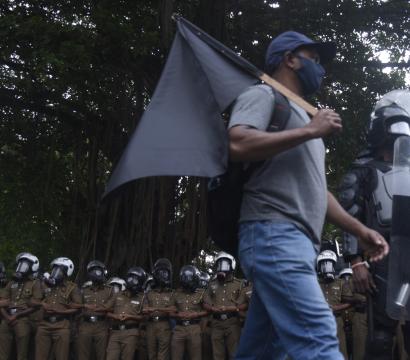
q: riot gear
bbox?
[46,257,74,287]
[317,250,337,282]
[144,274,155,292]
[179,265,199,291]
[198,271,211,289]
[108,277,126,294]
[367,90,410,149]
[86,260,107,284]
[126,266,147,293]
[14,252,39,281]
[153,258,172,288]
[215,252,236,281]
[339,267,353,281]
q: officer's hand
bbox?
[142,307,154,314]
[305,109,342,138]
[352,263,376,294]
[7,314,17,325]
[42,303,54,312]
[84,304,97,311]
[358,227,389,262]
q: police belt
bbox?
[176,319,201,326]
[149,315,168,322]
[213,312,238,321]
[44,315,69,323]
[111,323,139,331]
[83,315,106,323]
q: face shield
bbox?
[180,269,196,290]
[14,259,32,281]
[216,259,232,281]
[88,266,105,284]
[126,274,142,292]
[111,283,122,294]
[319,260,335,282]
[46,265,66,287]
[154,268,171,287]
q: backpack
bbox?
[207,86,291,256]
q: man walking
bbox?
[229,31,389,359]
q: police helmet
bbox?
[215,252,236,272]
[198,271,211,289]
[50,257,74,277]
[126,266,147,292]
[108,277,127,293]
[367,90,410,149]
[317,250,337,281]
[16,252,39,273]
[339,267,353,279]
[179,265,200,290]
[86,260,108,283]
[153,258,172,287]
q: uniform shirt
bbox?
[228,84,327,246]
[203,277,245,308]
[81,284,114,316]
[172,288,205,314]
[111,290,144,325]
[3,279,42,309]
[319,278,353,307]
[145,288,174,314]
[41,280,82,311]
[0,284,9,300]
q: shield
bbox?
[386,135,410,320]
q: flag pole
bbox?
[172,14,318,117]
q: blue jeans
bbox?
[235,221,343,360]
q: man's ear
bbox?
[282,51,297,70]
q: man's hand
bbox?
[357,227,389,262]
[352,261,376,294]
[305,109,342,138]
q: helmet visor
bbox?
[216,259,231,272]
[319,261,335,276]
[389,121,410,136]
[16,260,31,274]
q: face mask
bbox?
[46,266,66,287]
[88,267,105,284]
[180,271,196,290]
[295,56,325,96]
[216,259,231,273]
[14,260,31,281]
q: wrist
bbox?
[302,125,318,139]
[350,256,363,265]
[351,261,369,270]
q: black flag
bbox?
[104,16,261,196]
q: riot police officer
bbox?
[203,252,246,360]
[198,271,212,360]
[106,266,146,360]
[0,252,42,360]
[171,265,207,360]
[77,260,114,360]
[35,257,82,360]
[339,90,410,359]
[317,250,353,359]
[144,258,174,360]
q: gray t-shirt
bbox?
[228,84,327,246]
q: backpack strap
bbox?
[243,86,291,179]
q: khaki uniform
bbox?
[319,278,353,360]
[0,283,13,360]
[238,283,252,325]
[77,284,114,360]
[106,290,144,360]
[35,280,82,360]
[171,288,205,360]
[347,278,367,360]
[138,321,149,360]
[0,278,42,360]
[203,277,245,360]
[145,288,173,360]
[200,315,213,360]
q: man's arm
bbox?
[229,109,342,162]
[326,191,389,262]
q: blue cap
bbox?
[265,31,336,72]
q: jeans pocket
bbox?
[238,223,254,281]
